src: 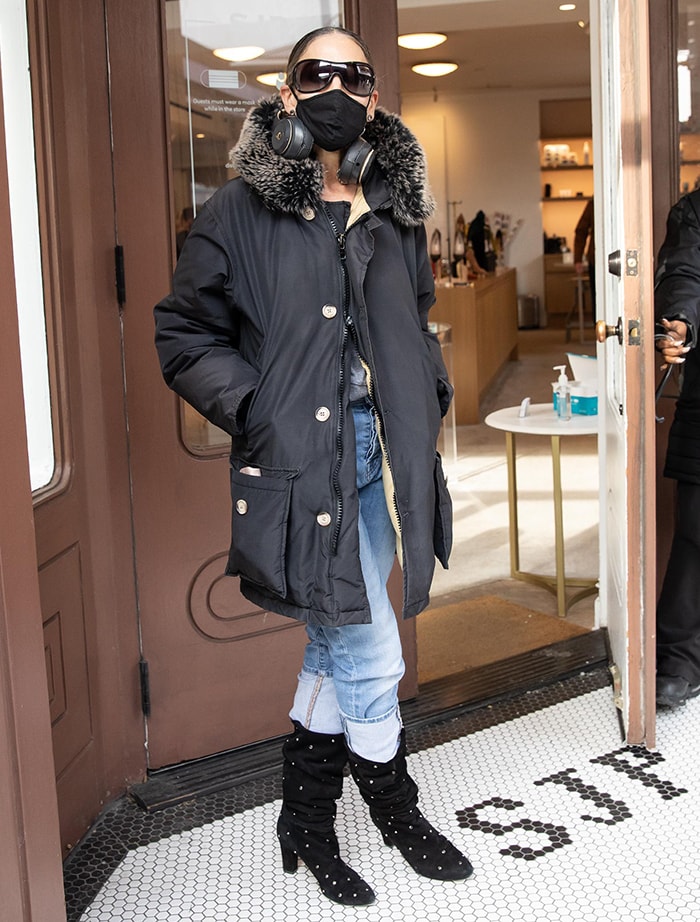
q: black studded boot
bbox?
[348,730,473,881]
[277,722,375,905]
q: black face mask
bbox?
[294,89,369,152]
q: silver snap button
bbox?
[316,512,332,527]
[322,304,337,319]
[235,499,248,515]
[302,206,315,221]
[315,406,331,422]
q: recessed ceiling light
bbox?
[213,46,265,62]
[257,72,286,87]
[412,62,458,78]
[559,3,576,10]
[398,33,447,50]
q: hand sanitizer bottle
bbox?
[554,365,571,420]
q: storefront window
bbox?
[678,2,700,194]
[0,2,55,491]
[166,0,343,455]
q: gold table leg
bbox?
[504,430,597,616]
[505,431,519,576]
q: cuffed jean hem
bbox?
[341,704,403,762]
[289,670,343,735]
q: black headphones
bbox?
[271,111,375,186]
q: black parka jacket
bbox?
[655,190,700,484]
[155,98,453,626]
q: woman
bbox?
[155,26,472,906]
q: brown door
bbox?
[17,0,144,852]
[106,0,411,769]
[0,51,67,922]
[592,0,657,744]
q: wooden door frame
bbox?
[0,56,67,922]
[621,0,657,746]
[346,0,418,695]
[20,0,145,853]
[346,0,401,113]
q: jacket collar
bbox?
[228,96,435,227]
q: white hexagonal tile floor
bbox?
[76,683,700,922]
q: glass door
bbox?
[166,0,344,454]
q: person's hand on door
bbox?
[656,318,690,367]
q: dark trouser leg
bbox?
[657,481,700,683]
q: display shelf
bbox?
[541,165,593,171]
[539,136,593,248]
[542,195,593,202]
[539,137,592,169]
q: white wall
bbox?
[402,85,590,308]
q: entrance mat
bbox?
[418,595,589,684]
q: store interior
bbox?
[394,1,599,683]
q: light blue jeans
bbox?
[289,399,405,762]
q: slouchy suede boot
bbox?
[277,722,375,906]
[348,731,473,881]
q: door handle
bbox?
[596,318,623,344]
[608,250,622,276]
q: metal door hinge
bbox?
[115,244,126,305]
[139,659,151,717]
[609,662,623,710]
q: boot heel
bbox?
[280,841,298,873]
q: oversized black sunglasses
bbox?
[290,59,376,97]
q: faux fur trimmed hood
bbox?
[228,95,435,227]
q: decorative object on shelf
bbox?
[452,227,467,282]
[430,228,442,262]
[429,228,443,282]
[492,211,523,268]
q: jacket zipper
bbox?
[321,203,402,555]
[322,204,351,555]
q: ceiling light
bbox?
[559,3,576,10]
[398,33,447,50]
[213,46,265,62]
[412,62,458,78]
[257,72,286,87]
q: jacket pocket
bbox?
[433,452,453,568]
[226,466,296,596]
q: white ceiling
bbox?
[397,0,591,94]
